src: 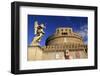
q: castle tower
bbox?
[42,27,87,60]
[28,27,88,61]
[46,27,84,45]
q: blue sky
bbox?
[28,15,88,46]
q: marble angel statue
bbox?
[31,21,46,45]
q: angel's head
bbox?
[41,24,46,29]
[34,21,38,25]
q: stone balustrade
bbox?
[42,44,87,51]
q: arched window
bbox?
[65,29,67,31]
[69,29,71,33]
[57,29,59,33]
[62,32,68,35]
[61,29,63,31]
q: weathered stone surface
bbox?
[28,46,43,61]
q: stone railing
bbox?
[42,44,87,51]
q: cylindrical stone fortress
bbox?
[46,27,84,46]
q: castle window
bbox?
[61,29,63,31]
[57,29,59,33]
[69,29,71,33]
[62,32,68,35]
[65,29,67,31]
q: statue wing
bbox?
[34,21,38,34]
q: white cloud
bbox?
[76,24,88,44]
[78,31,86,38]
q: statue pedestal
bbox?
[28,45,43,61]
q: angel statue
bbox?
[31,21,46,46]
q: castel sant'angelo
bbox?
[28,27,87,60]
